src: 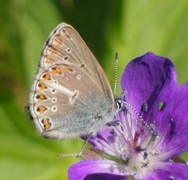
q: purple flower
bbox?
[69,52,188,180]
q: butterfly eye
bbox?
[116,99,124,110]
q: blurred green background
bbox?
[1,0,188,179]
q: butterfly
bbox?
[29,23,117,139]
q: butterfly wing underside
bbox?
[29,23,115,139]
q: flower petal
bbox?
[87,127,119,155]
[121,52,177,114]
[68,160,127,180]
[141,162,188,180]
[121,52,188,156]
[154,83,188,157]
[85,173,127,180]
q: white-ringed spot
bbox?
[66,48,71,53]
[51,106,57,112]
[76,74,81,80]
[53,79,58,84]
[64,56,68,61]
[80,63,86,68]
[51,97,57,103]
[51,89,57,94]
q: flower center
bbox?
[104,104,166,177]
[86,102,176,178]
[124,132,161,177]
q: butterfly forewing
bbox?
[29,23,115,139]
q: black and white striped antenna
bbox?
[114,53,119,96]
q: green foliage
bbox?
[0,0,188,179]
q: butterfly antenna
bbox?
[113,53,119,96]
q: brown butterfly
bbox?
[29,23,117,139]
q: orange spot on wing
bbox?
[42,73,51,80]
[61,29,71,38]
[51,66,62,74]
[48,47,58,55]
[38,82,47,90]
[36,105,47,114]
[45,58,54,65]
[41,118,51,130]
[62,65,74,72]
[53,36,62,46]
[36,94,47,101]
